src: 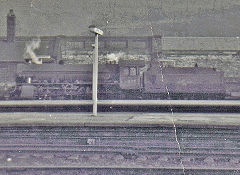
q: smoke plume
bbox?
[25,38,42,64]
[106,52,124,63]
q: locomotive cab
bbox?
[118,59,145,90]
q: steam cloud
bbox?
[106,52,124,63]
[25,38,42,64]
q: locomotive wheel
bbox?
[7,86,18,99]
[43,89,51,100]
[8,86,17,94]
[62,84,74,96]
[85,86,91,94]
[78,87,85,94]
[38,86,51,100]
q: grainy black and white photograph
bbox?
[0,0,240,174]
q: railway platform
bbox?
[0,99,240,127]
[0,112,240,127]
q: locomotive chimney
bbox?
[7,9,16,42]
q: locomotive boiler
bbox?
[15,63,119,100]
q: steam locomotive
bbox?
[0,9,228,100]
[1,59,226,100]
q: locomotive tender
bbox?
[2,59,225,100]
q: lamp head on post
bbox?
[89,25,104,36]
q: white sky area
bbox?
[0,0,240,37]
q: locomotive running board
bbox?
[0,100,239,107]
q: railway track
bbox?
[1,167,239,175]
[0,126,239,174]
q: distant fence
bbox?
[2,36,239,57]
[162,37,240,55]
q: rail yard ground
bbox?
[0,110,240,174]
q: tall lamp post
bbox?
[89,25,103,116]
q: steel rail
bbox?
[0,167,238,175]
[0,144,239,151]
[0,166,239,171]
[0,147,239,156]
